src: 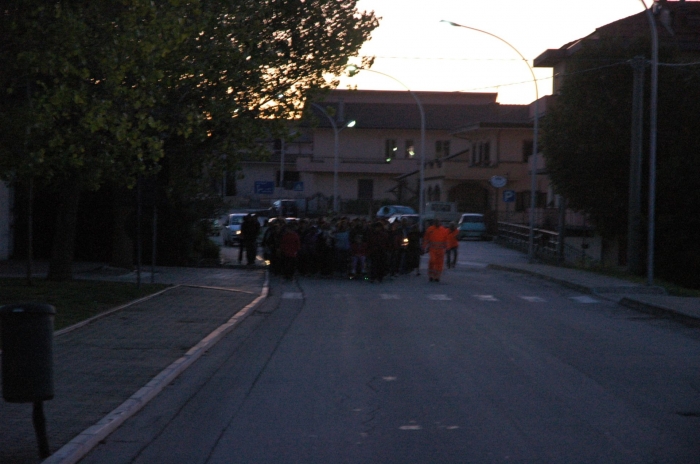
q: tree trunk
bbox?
[110,185,134,269]
[47,179,81,281]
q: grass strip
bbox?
[0,278,170,331]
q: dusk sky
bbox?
[336,0,652,104]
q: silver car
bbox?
[221,213,247,247]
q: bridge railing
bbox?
[496,222,600,267]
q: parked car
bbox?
[376,205,416,219]
[387,214,420,227]
[221,213,247,246]
[457,213,487,240]
[270,199,300,218]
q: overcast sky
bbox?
[336,0,652,104]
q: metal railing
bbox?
[497,221,600,267]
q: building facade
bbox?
[234,89,543,219]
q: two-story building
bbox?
[234,89,543,219]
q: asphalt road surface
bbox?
[83,244,700,463]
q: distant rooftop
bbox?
[535,0,700,68]
[305,89,530,132]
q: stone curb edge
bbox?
[618,297,700,327]
[488,263,699,325]
[487,264,594,294]
[42,273,270,464]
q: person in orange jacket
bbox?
[445,222,459,269]
[423,219,450,282]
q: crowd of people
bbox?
[257,216,459,283]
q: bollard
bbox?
[1,303,56,459]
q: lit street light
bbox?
[441,20,540,262]
[310,102,355,213]
[346,65,426,225]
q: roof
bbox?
[535,1,700,68]
[304,99,531,132]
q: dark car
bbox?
[387,214,420,227]
[270,200,299,218]
[376,205,416,219]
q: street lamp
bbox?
[640,0,658,286]
[310,102,355,213]
[346,65,426,224]
[441,20,540,262]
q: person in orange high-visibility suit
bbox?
[423,219,450,282]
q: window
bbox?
[522,140,534,162]
[277,170,300,189]
[470,141,491,166]
[435,140,450,159]
[405,139,415,158]
[385,139,397,162]
[358,179,374,200]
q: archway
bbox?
[448,182,489,213]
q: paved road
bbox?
[81,254,700,463]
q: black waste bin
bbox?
[0,303,56,403]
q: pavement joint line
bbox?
[179,284,258,295]
[53,286,179,338]
[0,286,178,356]
[43,271,270,464]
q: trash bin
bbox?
[1,303,56,403]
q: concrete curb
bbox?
[489,263,700,326]
[43,273,270,464]
[619,297,700,327]
[487,264,594,294]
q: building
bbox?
[234,89,541,218]
[535,0,700,93]
[533,0,700,266]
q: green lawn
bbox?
[0,278,170,331]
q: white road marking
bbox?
[474,294,499,302]
[380,294,400,300]
[282,292,303,299]
[428,294,452,301]
[570,295,599,304]
[520,296,546,303]
[458,261,489,268]
[399,425,423,431]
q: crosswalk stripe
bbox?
[282,292,303,299]
[474,295,499,302]
[428,294,452,301]
[520,296,546,303]
[570,296,599,304]
[380,294,400,299]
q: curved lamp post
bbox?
[310,102,355,213]
[441,20,540,262]
[640,0,658,286]
[346,65,426,224]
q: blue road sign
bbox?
[292,181,304,192]
[503,189,516,203]
[254,181,275,195]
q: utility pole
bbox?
[628,56,645,275]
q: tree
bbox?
[0,0,379,279]
[541,38,700,288]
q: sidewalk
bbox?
[1,250,698,463]
[489,262,700,326]
[0,264,268,464]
